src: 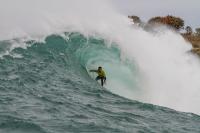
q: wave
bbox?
[1,0,200,117]
[1,31,200,115]
[1,33,200,132]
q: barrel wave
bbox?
[1,0,200,131]
[0,33,200,133]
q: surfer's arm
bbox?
[90,70,97,72]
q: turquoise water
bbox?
[0,33,200,133]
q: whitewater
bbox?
[1,0,200,132]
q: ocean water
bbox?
[0,33,200,133]
[1,0,200,132]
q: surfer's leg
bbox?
[104,77,106,83]
[100,78,104,86]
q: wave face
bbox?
[0,33,200,133]
[1,0,200,114]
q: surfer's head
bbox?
[98,66,102,70]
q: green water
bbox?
[0,33,200,133]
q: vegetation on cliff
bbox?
[128,15,200,54]
[148,15,184,30]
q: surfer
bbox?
[90,66,106,86]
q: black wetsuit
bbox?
[95,76,106,86]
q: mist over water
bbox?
[1,0,200,114]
